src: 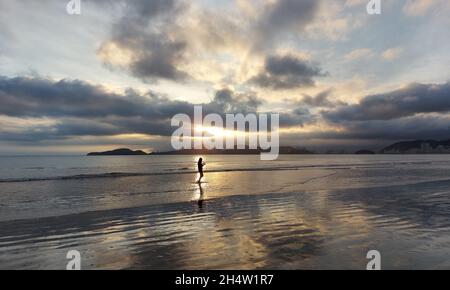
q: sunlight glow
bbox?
[194,125,261,138]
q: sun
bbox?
[195,125,235,138]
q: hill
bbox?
[87,148,148,156]
[381,140,450,154]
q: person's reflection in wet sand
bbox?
[197,182,205,209]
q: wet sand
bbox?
[1,169,450,269]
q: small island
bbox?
[87,148,148,156]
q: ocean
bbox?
[0,155,450,269]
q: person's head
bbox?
[198,157,203,163]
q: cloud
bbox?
[403,0,436,16]
[381,47,403,61]
[344,48,374,62]
[98,0,188,82]
[0,76,272,142]
[249,55,328,90]
[344,0,366,6]
[318,115,450,141]
[256,0,319,46]
[210,88,316,128]
[323,82,450,122]
[279,106,317,128]
[305,0,364,42]
[297,81,450,146]
[96,0,322,84]
[277,113,450,152]
[2,77,450,150]
[0,76,187,119]
[210,88,263,115]
[300,89,346,108]
[0,76,320,145]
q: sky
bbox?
[0,0,450,154]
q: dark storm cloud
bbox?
[286,89,346,109]
[99,0,187,81]
[316,115,450,141]
[280,106,317,127]
[324,82,450,122]
[257,0,319,46]
[250,55,328,89]
[0,118,119,142]
[303,82,450,146]
[300,89,346,108]
[0,76,273,142]
[209,88,315,127]
[6,76,450,147]
[209,89,262,115]
[276,114,450,153]
[0,76,190,119]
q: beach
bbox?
[1,155,450,269]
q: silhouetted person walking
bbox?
[197,157,205,183]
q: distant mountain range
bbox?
[381,139,450,154]
[87,146,313,156]
[87,140,450,156]
[149,147,314,155]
